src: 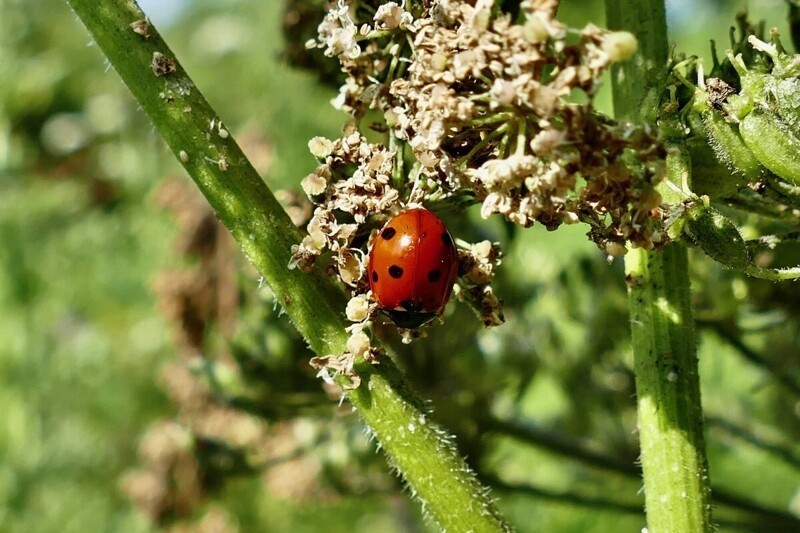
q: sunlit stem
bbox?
[455,122,509,167]
[606,0,713,531]
[514,117,527,157]
[744,264,800,280]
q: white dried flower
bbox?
[460,240,501,285]
[453,49,480,79]
[563,211,579,224]
[336,250,363,286]
[301,172,328,196]
[346,331,371,358]
[308,136,334,158]
[529,128,566,154]
[326,25,360,59]
[468,0,493,31]
[333,223,358,248]
[522,12,550,44]
[474,240,493,258]
[302,232,326,252]
[481,192,512,219]
[489,79,517,107]
[346,294,371,322]
[474,155,537,188]
[303,209,331,251]
[430,52,448,72]
[416,150,440,168]
[374,2,412,30]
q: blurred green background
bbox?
[1,0,799,531]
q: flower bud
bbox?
[686,137,746,199]
[700,106,764,183]
[739,108,800,186]
[683,204,749,269]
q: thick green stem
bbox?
[623,245,712,532]
[606,0,713,531]
[63,1,509,530]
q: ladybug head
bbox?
[385,309,438,329]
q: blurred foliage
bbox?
[1,0,799,532]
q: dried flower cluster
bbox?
[308,0,667,254]
[295,0,668,372]
[292,132,399,283]
[458,239,504,326]
[292,128,505,376]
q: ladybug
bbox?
[368,208,459,328]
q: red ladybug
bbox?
[368,208,458,328]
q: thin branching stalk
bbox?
[63,1,510,530]
[605,0,713,531]
[698,320,800,396]
[486,415,800,528]
[489,478,787,532]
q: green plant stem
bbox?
[727,188,800,223]
[601,245,713,533]
[743,264,800,280]
[63,1,510,530]
[606,0,713,531]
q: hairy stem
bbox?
[625,246,713,533]
[743,264,800,280]
[606,0,713,531]
[63,1,510,530]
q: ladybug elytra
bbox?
[368,208,458,328]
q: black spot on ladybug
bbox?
[381,227,397,240]
[441,232,453,247]
[389,265,404,278]
[401,299,422,312]
[421,231,427,238]
[428,269,441,282]
[371,270,378,282]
